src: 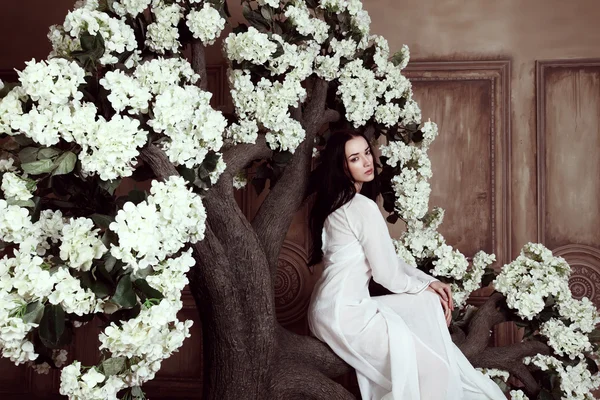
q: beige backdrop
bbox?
[1,0,599,398]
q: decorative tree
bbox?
[0,0,599,399]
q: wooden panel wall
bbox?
[537,59,600,304]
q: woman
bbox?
[307,131,506,400]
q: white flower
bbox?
[374,103,402,127]
[17,58,85,107]
[0,200,37,245]
[49,269,100,316]
[186,3,225,46]
[226,119,259,144]
[1,172,36,202]
[77,114,148,180]
[59,218,107,271]
[0,158,17,172]
[209,155,226,185]
[62,8,138,65]
[224,27,277,65]
[233,172,247,189]
[134,57,199,95]
[146,2,183,54]
[509,390,528,400]
[0,87,25,134]
[148,85,226,168]
[319,0,348,13]
[284,2,329,44]
[113,0,152,17]
[337,59,380,127]
[109,177,206,273]
[540,318,592,359]
[477,368,510,382]
[314,55,341,81]
[420,119,439,149]
[99,70,152,114]
[258,0,279,6]
[494,243,572,320]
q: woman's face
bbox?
[344,136,375,186]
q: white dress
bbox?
[307,193,506,400]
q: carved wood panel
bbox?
[403,61,512,269]
[537,59,600,311]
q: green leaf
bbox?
[243,5,271,32]
[39,304,68,349]
[203,151,220,172]
[585,355,599,375]
[111,274,137,309]
[6,198,35,208]
[537,388,554,400]
[21,159,55,175]
[23,301,44,324]
[12,134,33,146]
[38,147,61,160]
[80,32,105,61]
[131,386,145,398]
[98,178,122,196]
[91,280,111,298]
[52,151,77,176]
[101,229,119,248]
[128,189,147,205]
[90,214,115,230]
[178,166,196,185]
[18,147,40,163]
[260,5,273,21]
[102,356,126,376]
[133,279,164,301]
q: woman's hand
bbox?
[426,281,454,327]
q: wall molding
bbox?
[404,60,512,267]
[535,58,600,245]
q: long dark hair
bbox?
[308,130,380,266]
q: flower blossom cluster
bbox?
[228,69,307,152]
[146,2,183,54]
[148,84,227,168]
[186,3,226,46]
[524,355,600,399]
[284,1,329,44]
[58,5,138,65]
[493,243,572,320]
[109,176,207,274]
[0,59,149,180]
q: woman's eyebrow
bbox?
[347,147,370,158]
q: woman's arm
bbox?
[344,195,431,294]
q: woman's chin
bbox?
[363,174,375,182]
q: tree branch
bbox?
[139,143,178,180]
[321,108,341,125]
[277,325,351,378]
[220,134,272,184]
[251,78,330,277]
[270,362,355,400]
[469,341,551,396]
[460,292,508,359]
[192,40,207,91]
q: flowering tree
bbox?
[0,0,599,399]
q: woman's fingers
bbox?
[444,286,454,310]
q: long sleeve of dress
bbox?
[344,195,432,294]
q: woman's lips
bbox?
[365,168,373,175]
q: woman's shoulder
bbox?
[344,193,379,216]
